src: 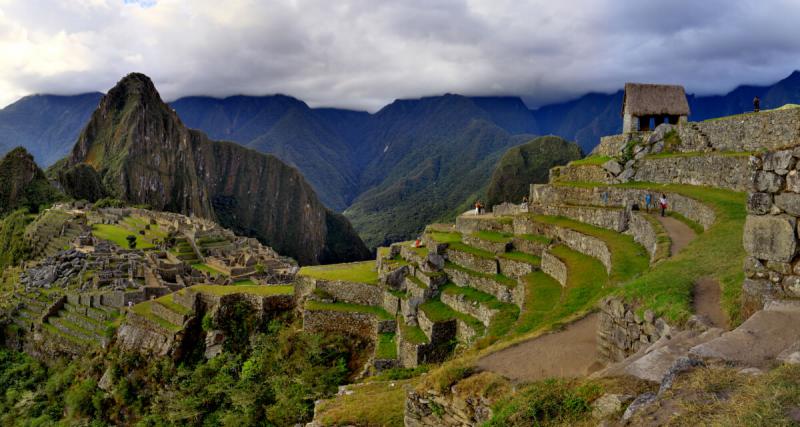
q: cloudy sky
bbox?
[1,0,800,111]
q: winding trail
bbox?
[655,215,727,329]
[655,215,695,255]
[476,314,601,382]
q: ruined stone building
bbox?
[622,83,690,133]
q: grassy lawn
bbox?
[398,318,429,344]
[155,295,192,316]
[376,333,398,359]
[557,181,746,325]
[428,231,462,244]
[190,284,293,296]
[498,251,541,266]
[568,155,612,166]
[645,151,752,160]
[472,230,513,243]
[448,241,496,260]
[299,261,379,285]
[314,379,416,427]
[513,271,563,335]
[516,234,553,245]
[129,300,182,333]
[445,261,518,288]
[191,263,228,277]
[91,215,165,249]
[419,298,486,336]
[304,300,392,320]
[532,214,650,283]
[233,278,257,286]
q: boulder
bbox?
[591,394,633,419]
[762,150,796,174]
[774,192,800,216]
[746,192,772,215]
[753,171,784,193]
[602,160,623,176]
[743,214,797,262]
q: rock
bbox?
[743,214,797,262]
[622,392,656,421]
[777,341,800,364]
[781,276,800,297]
[649,123,675,144]
[591,393,633,419]
[651,140,665,154]
[659,357,704,394]
[618,168,636,182]
[749,155,762,171]
[774,193,800,216]
[745,257,766,278]
[787,170,800,193]
[98,368,114,392]
[738,367,764,376]
[424,253,445,272]
[763,150,796,174]
[753,171,784,193]
[602,160,623,176]
[747,192,773,215]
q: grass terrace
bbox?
[304,300,392,320]
[532,214,650,283]
[516,234,553,245]
[645,151,752,160]
[471,230,513,243]
[447,241,496,260]
[298,261,379,285]
[498,251,541,266]
[130,300,182,333]
[568,155,612,166]
[314,379,417,427]
[419,299,486,336]
[398,318,429,344]
[91,215,166,250]
[155,295,192,316]
[557,181,746,325]
[427,231,462,244]
[191,263,228,277]
[375,333,398,360]
[190,284,293,296]
[445,262,518,288]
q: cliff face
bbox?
[60,73,369,264]
[0,147,63,215]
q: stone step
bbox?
[48,316,104,343]
[455,215,514,235]
[445,243,499,275]
[404,275,438,301]
[443,262,525,307]
[462,231,512,254]
[61,306,107,334]
[688,308,800,369]
[497,252,541,279]
[440,283,501,327]
[512,234,552,256]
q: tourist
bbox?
[601,191,609,206]
[645,193,652,213]
[659,194,668,217]
[474,200,481,215]
[754,96,760,113]
[414,236,422,248]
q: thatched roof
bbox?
[622,83,690,116]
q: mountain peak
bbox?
[105,72,164,108]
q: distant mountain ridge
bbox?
[4,70,800,247]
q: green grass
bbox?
[129,301,182,333]
[645,151,752,160]
[440,283,520,346]
[641,213,672,262]
[398,318,429,345]
[406,275,428,289]
[448,241,496,260]
[298,261,379,285]
[557,181,746,325]
[41,322,91,346]
[233,279,257,286]
[190,284,294,296]
[376,333,398,359]
[568,155,612,166]
[498,251,541,266]
[472,230,513,243]
[532,214,650,283]
[155,295,192,316]
[514,271,564,335]
[428,231,463,244]
[419,299,486,336]
[191,263,228,277]
[444,262,518,288]
[387,289,409,299]
[667,210,705,234]
[304,300,392,320]
[516,234,553,245]
[549,245,609,315]
[92,223,155,250]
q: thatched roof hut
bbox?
[622,83,690,117]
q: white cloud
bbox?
[1,0,799,110]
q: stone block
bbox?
[763,150,795,174]
[774,192,800,216]
[743,214,797,262]
[602,160,623,176]
[747,192,772,215]
[753,171,784,193]
[786,170,800,193]
[781,275,800,297]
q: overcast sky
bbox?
[1,0,800,111]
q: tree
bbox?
[126,235,137,249]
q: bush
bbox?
[486,379,603,426]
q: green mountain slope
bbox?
[486,136,582,207]
[0,147,63,216]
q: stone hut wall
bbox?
[632,154,751,191]
[678,108,800,152]
[742,148,800,316]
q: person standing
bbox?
[659,194,668,217]
[645,193,652,213]
[754,96,761,113]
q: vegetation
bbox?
[398,318,429,344]
[419,298,486,336]
[375,333,398,359]
[498,251,541,266]
[0,147,64,215]
[486,136,582,207]
[567,155,611,166]
[472,230,513,243]
[305,300,392,320]
[314,379,416,426]
[91,216,166,250]
[448,241,496,260]
[298,261,379,285]
[427,231,462,244]
[0,209,33,269]
[191,284,294,296]
[486,379,604,426]
[191,263,228,277]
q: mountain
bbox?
[53,73,369,265]
[0,93,102,167]
[486,136,582,207]
[0,147,63,216]
[532,91,625,153]
[171,95,362,211]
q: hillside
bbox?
[485,135,582,207]
[0,147,63,215]
[53,73,369,265]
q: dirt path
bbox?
[476,314,602,382]
[694,277,728,329]
[655,215,696,255]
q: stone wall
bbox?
[301,309,378,340]
[454,216,513,235]
[550,164,613,184]
[531,184,716,230]
[491,202,528,216]
[417,310,457,343]
[541,250,568,286]
[678,107,800,152]
[440,292,498,327]
[535,204,629,233]
[445,248,498,275]
[594,134,628,156]
[444,266,525,307]
[294,276,383,307]
[742,148,800,315]
[627,212,669,263]
[632,154,751,191]
[117,311,180,357]
[596,297,672,363]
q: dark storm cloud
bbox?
[1,0,799,110]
